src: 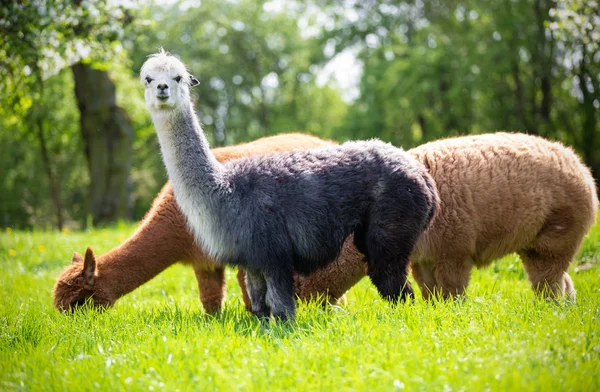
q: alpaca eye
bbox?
[174,76,182,83]
[145,77,153,84]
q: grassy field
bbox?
[1,220,599,391]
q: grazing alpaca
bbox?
[141,50,437,319]
[53,133,342,312]
[409,133,598,300]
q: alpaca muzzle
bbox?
[157,84,169,101]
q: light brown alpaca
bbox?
[408,133,598,299]
[53,133,365,312]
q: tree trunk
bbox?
[534,0,554,128]
[31,62,64,230]
[506,1,536,135]
[71,63,133,226]
[34,110,64,230]
[511,59,536,134]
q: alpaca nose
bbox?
[157,84,168,93]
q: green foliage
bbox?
[326,0,600,156]
[0,0,139,228]
[0,219,599,390]
[0,69,87,228]
[1,0,598,228]
[0,0,132,109]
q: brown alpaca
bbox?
[53,133,365,312]
[408,133,598,299]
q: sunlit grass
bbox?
[1,220,599,391]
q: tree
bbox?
[0,0,137,227]
[72,64,134,225]
[319,0,600,184]
[550,0,600,178]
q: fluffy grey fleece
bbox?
[142,51,439,320]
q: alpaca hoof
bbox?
[257,314,271,322]
[334,294,348,307]
[252,307,271,320]
[202,302,223,315]
[272,310,294,322]
[564,273,576,302]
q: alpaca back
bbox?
[211,139,437,273]
[211,133,334,159]
[411,132,598,266]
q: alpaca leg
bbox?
[432,257,472,299]
[519,212,583,300]
[366,231,414,303]
[411,262,437,300]
[193,267,226,314]
[245,269,270,318]
[264,267,296,321]
[518,248,575,300]
[364,210,420,302]
[367,254,413,302]
[236,269,253,312]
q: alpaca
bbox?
[53,133,341,312]
[409,133,598,300]
[141,50,438,319]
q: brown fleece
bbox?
[53,133,344,313]
[409,133,598,300]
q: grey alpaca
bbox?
[141,50,439,320]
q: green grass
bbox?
[1,221,599,391]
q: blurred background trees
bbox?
[1,0,598,229]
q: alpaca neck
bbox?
[151,100,231,260]
[151,101,224,195]
[96,241,178,300]
[95,188,197,299]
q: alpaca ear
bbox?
[72,252,83,264]
[189,75,200,87]
[83,247,96,287]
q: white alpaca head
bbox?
[140,49,200,112]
